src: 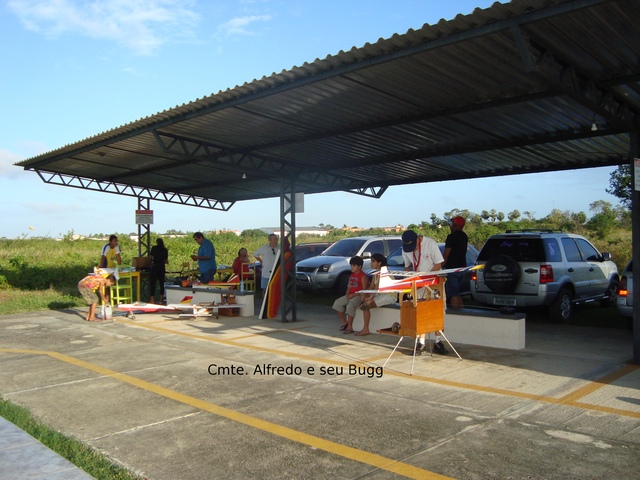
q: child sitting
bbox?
[332,256,369,334]
[356,253,397,336]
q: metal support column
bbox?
[279,178,297,322]
[631,135,639,364]
[137,197,151,257]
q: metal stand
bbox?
[381,330,462,376]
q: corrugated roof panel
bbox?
[15,0,639,207]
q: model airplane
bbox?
[167,302,218,319]
[116,302,179,319]
[359,265,484,294]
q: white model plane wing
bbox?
[116,303,179,312]
[359,265,484,293]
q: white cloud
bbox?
[7,0,200,56]
[218,15,271,36]
[0,149,30,178]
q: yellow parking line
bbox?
[0,348,450,480]
[558,364,639,402]
[111,318,640,419]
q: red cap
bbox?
[451,216,465,227]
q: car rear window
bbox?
[478,237,546,262]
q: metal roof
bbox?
[16,0,640,211]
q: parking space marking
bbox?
[558,364,638,403]
[110,318,640,419]
[0,348,451,480]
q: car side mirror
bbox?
[361,251,372,259]
[601,252,612,262]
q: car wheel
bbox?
[599,279,619,307]
[549,287,573,323]
[483,255,521,293]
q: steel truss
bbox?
[35,171,234,210]
[278,179,297,322]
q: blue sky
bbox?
[0,0,621,239]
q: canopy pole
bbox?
[279,179,297,322]
[137,197,151,257]
[631,134,639,364]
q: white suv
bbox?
[472,230,619,322]
[296,236,402,292]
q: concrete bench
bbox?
[352,303,525,350]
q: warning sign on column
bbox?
[135,210,154,225]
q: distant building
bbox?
[260,227,329,237]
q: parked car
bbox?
[471,230,619,322]
[296,236,402,292]
[385,244,480,296]
[617,259,633,320]
[294,242,332,265]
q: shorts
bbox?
[78,285,98,305]
[332,295,362,317]
[445,272,464,296]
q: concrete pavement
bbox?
[0,302,638,479]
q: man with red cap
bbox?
[443,216,468,309]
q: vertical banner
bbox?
[259,249,281,319]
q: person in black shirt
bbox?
[443,216,468,309]
[149,238,169,305]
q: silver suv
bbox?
[471,230,619,322]
[296,236,402,292]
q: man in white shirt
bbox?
[401,229,447,355]
[253,234,280,291]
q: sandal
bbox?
[343,329,354,334]
[339,324,348,331]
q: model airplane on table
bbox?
[166,302,217,318]
[359,265,484,294]
[116,303,179,319]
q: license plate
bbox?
[493,297,516,307]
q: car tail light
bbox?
[471,271,477,282]
[619,276,628,297]
[540,264,554,283]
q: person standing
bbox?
[191,232,217,284]
[77,274,116,322]
[149,238,169,305]
[443,216,468,309]
[100,235,122,268]
[253,233,279,291]
[401,229,446,355]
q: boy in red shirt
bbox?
[332,256,369,334]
